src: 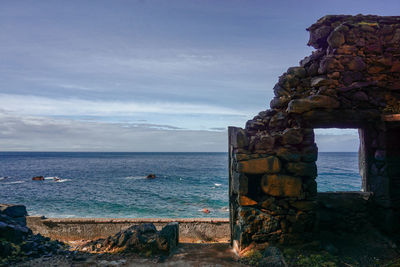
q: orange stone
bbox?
[239,196,257,206]
[237,156,281,174]
[261,174,302,197]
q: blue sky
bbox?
[1,0,399,151]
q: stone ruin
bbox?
[228,14,400,251]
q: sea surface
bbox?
[0,152,361,218]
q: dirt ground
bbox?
[12,243,247,267]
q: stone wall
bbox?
[229,15,400,251]
[27,217,229,243]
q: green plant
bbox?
[296,252,338,267]
[241,249,263,266]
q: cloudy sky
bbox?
[1,0,399,152]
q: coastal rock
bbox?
[83,223,179,256]
[237,157,281,174]
[146,174,156,179]
[0,204,27,218]
[32,176,44,181]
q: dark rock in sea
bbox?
[146,174,156,179]
[32,176,44,181]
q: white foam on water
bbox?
[214,183,222,187]
[55,179,71,183]
[4,181,25,184]
[45,176,58,180]
[125,176,144,180]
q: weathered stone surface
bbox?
[237,157,281,174]
[282,128,303,145]
[327,30,345,48]
[301,145,318,162]
[253,134,275,152]
[261,174,302,197]
[348,56,366,71]
[375,150,386,161]
[287,66,306,78]
[230,128,249,149]
[287,95,340,114]
[276,147,301,162]
[290,201,317,211]
[239,196,257,206]
[232,172,249,195]
[260,246,288,267]
[286,162,317,177]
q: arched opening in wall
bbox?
[314,129,362,192]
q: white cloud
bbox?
[0,93,245,117]
[0,111,227,152]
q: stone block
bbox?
[237,156,281,174]
[327,29,345,48]
[253,134,275,152]
[229,128,249,149]
[239,196,257,206]
[287,95,340,114]
[276,147,301,162]
[261,174,303,197]
[286,162,317,177]
[282,128,303,145]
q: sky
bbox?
[1,0,399,152]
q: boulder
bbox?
[32,176,44,181]
[146,174,156,179]
[0,221,30,243]
[261,174,302,197]
[237,157,281,175]
[158,222,179,252]
[84,223,179,255]
[0,204,27,218]
[287,95,340,114]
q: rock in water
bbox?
[202,208,210,214]
[146,174,156,179]
[32,176,44,181]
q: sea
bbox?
[0,152,361,218]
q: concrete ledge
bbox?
[27,217,230,243]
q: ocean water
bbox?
[0,152,361,218]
